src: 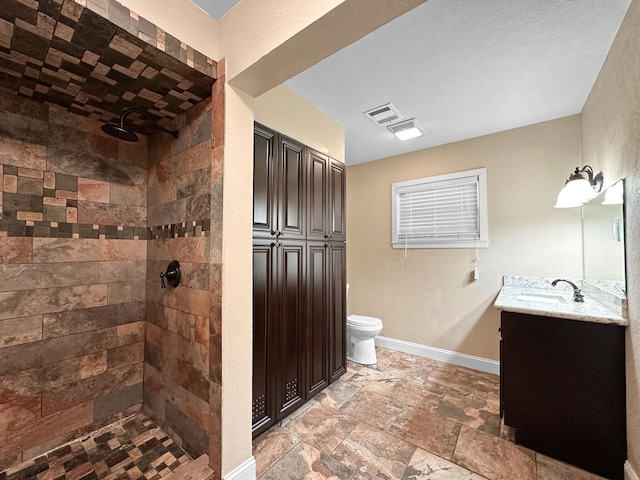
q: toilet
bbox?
[346,315,383,365]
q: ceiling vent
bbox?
[363,103,403,126]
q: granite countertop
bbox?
[494,276,627,326]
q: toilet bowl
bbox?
[347,315,383,365]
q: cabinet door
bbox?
[252,241,277,435]
[328,243,347,382]
[275,241,307,419]
[253,125,277,237]
[307,153,346,242]
[306,242,329,397]
[328,159,346,242]
[501,311,626,480]
[307,149,328,241]
[278,136,306,239]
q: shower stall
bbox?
[0,0,224,475]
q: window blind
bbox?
[392,168,488,249]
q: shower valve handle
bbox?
[159,261,181,288]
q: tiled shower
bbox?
[0,0,225,474]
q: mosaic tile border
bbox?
[0,220,210,239]
[149,220,210,239]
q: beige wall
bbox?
[254,85,345,162]
[581,0,640,472]
[219,84,255,475]
[346,116,583,360]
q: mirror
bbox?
[582,178,626,297]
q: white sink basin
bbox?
[516,294,567,304]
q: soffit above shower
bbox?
[0,0,217,129]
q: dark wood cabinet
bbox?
[307,149,346,242]
[328,242,347,381]
[251,241,275,433]
[274,240,307,419]
[500,311,626,480]
[253,123,306,240]
[252,239,306,437]
[305,241,347,397]
[252,124,347,437]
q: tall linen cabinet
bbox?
[252,123,347,437]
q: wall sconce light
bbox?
[554,165,604,208]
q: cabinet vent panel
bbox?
[252,394,266,421]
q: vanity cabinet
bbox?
[252,124,347,438]
[500,311,626,479]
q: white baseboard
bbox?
[374,336,500,375]
[626,461,639,480]
[223,456,256,480]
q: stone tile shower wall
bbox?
[0,91,147,470]
[143,96,215,460]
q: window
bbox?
[391,168,488,249]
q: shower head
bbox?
[100,123,139,142]
[101,108,180,142]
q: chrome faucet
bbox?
[551,279,584,302]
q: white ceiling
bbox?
[192,0,631,166]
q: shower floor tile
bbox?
[0,413,191,480]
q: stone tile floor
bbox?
[0,413,191,480]
[253,346,606,479]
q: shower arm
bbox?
[119,109,179,139]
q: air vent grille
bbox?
[363,103,403,126]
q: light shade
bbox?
[554,185,586,208]
[554,165,603,208]
[388,118,427,141]
[602,180,624,205]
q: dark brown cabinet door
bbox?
[307,149,328,241]
[253,125,277,236]
[328,243,347,382]
[307,151,346,242]
[500,312,626,480]
[275,240,306,418]
[251,241,276,435]
[328,159,346,242]
[254,124,305,240]
[278,137,306,239]
[306,242,329,397]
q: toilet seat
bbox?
[347,315,382,328]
